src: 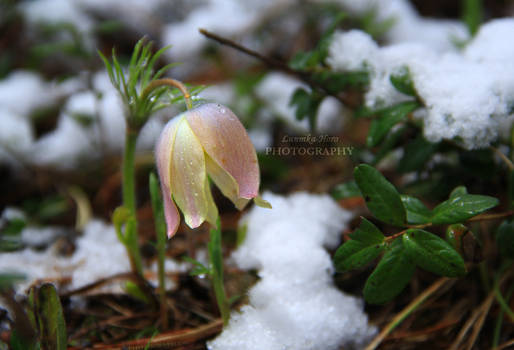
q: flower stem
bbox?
[149,172,169,329]
[141,78,193,110]
[123,128,143,276]
[209,219,230,325]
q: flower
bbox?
[155,103,270,238]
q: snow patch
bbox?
[208,192,376,350]
[327,19,514,149]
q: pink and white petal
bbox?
[161,183,181,238]
[203,176,219,227]
[170,118,210,229]
[186,103,259,200]
[205,155,250,210]
[155,116,182,190]
[155,116,182,237]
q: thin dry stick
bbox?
[449,291,495,350]
[365,277,451,350]
[465,292,495,350]
[496,338,514,350]
[199,28,360,108]
[490,146,514,171]
[87,318,223,350]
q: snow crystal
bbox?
[208,192,376,350]
[327,18,514,149]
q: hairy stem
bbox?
[123,128,143,275]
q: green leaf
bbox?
[149,173,166,246]
[449,186,468,199]
[367,101,419,147]
[462,0,482,36]
[289,51,320,71]
[363,239,415,304]
[182,256,211,276]
[331,181,361,199]
[354,164,406,226]
[0,236,22,252]
[400,195,432,224]
[289,88,323,131]
[431,194,499,225]
[312,71,369,94]
[112,206,131,244]
[334,240,385,272]
[496,220,514,259]
[0,273,25,291]
[403,229,466,277]
[10,329,39,350]
[125,281,150,304]
[397,136,439,173]
[36,284,67,350]
[1,218,26,235]
[334,218,385,272]
[350,218,385,244]
[390,66,417,96]
[372,125,407,165]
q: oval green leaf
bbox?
[400,195,432,224]
[363,240,415,304]
[403,229,466,277]
[366,101,419,147]
[354,164,406,226]
[334,240,385,272]
[37,284,67,350]
[431,194,499,225]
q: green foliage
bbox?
[363,239,415,304]
[0,273,25,291]
[390,66,417,97]
[359,8,396,39]
[431,194,499,225]
[182,256,211,276]
[354,164,406,226]
[98,38,180,129]
[34,284,67,350]
[367,101,420,147]
[462,0,483,36]
[400,195,432,225]
[335,164,500,304]
[289,88,324,132]
[124,281,150,303]
[403,229,466,277]
[397,136,439,173]
[208,218,230,325]
[112,206,143,275]
[334,218,385,272]
[289,12,347,71]
[311,71,369,94]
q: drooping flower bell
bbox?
[155,103,269,238]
